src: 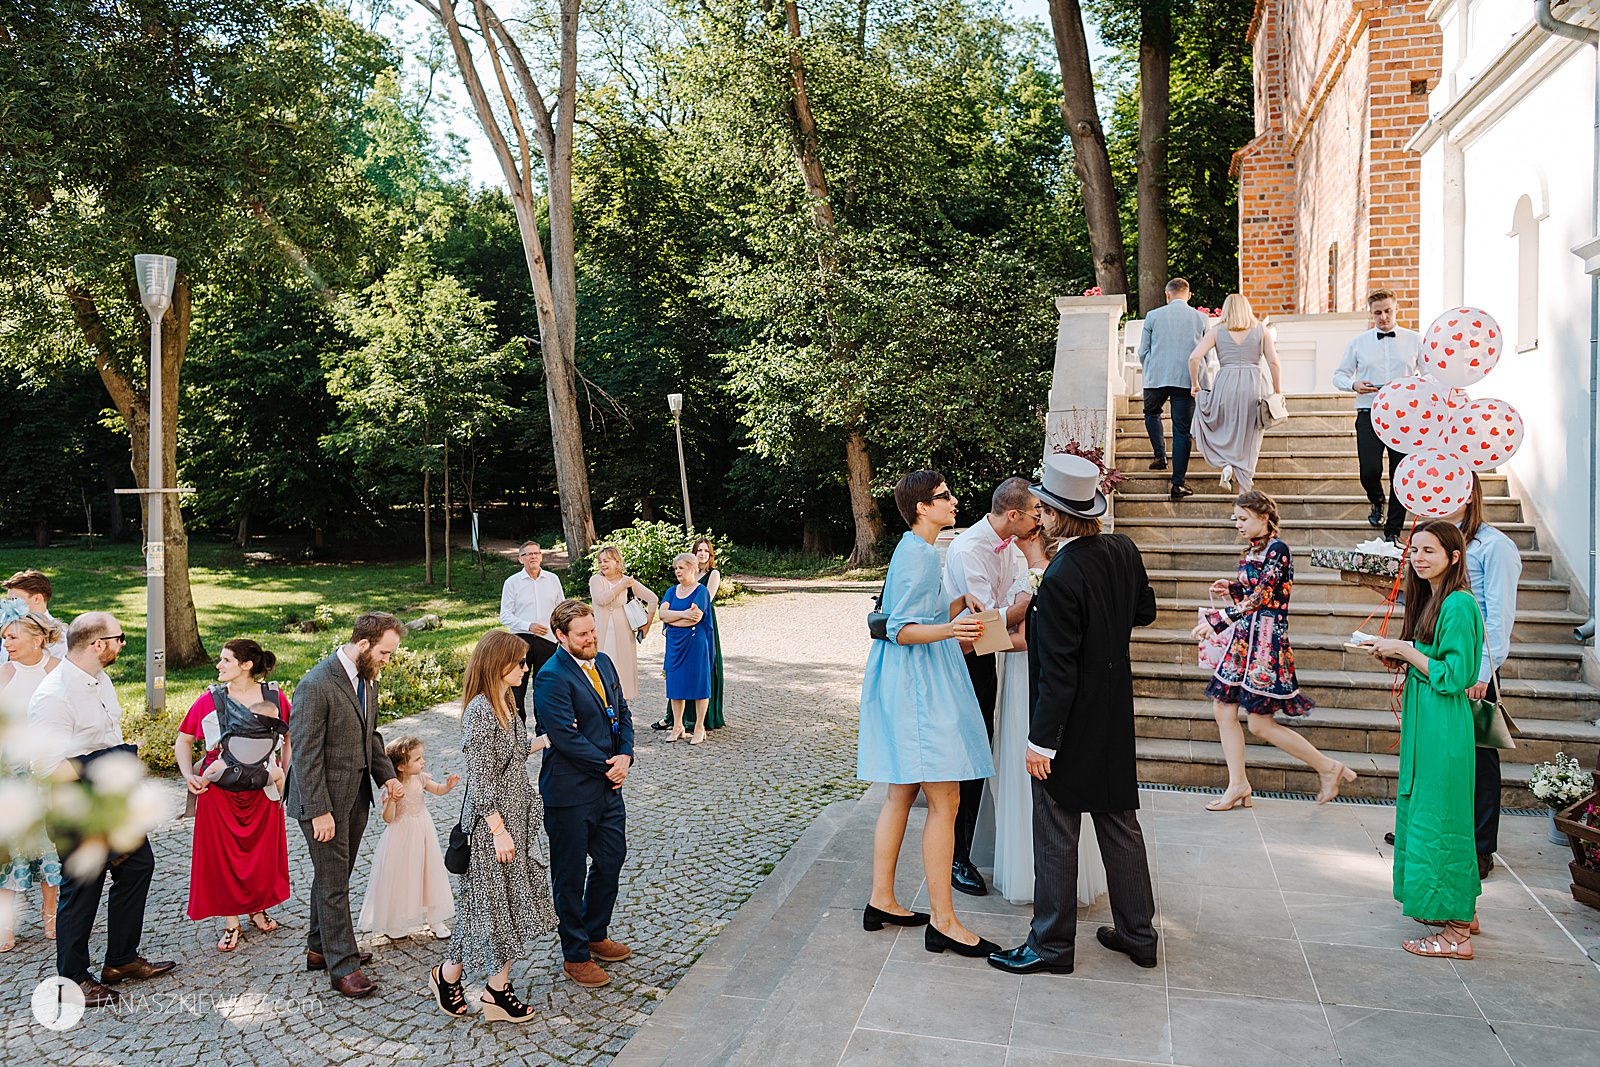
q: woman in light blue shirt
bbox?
[1448,475,1521,877]
[858,470,998,959]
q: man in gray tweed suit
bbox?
[284,612,406,997]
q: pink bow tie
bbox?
[993,537,1014,553]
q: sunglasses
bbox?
[929,490,954,502]
[99,634,127,644]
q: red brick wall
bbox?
[1235,0,1441,328]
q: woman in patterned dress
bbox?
[429,629,557,1023]
[1190,491,1355,810]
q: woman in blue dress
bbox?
[660,553,714,745]
[859,470,999,959]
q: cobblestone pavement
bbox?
[0,590,872,1065]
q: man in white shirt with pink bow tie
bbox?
[942,477,1041,896]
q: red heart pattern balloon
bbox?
[1423,306,1501,387]
[1442,397,1525,470]
[1370,376,1452,454]
[1394,452,1475,518]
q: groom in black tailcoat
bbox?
[990,454,1161,975]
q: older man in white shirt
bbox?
[28,612,175,1007]
[501,540,566,719]
[1332,288,1422,541]
[942,477,1039,897]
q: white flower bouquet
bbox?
[1529,752,1593,810]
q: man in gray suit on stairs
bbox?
[284,611,406,997]
[1137,278,1210,502]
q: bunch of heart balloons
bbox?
[1366,307,1524,518]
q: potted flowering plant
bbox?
[1554,774,1600,910]
[1531,753,1593,845]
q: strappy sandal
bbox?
[217,925,242,953]
[249,911,279,933]
[42,911,56,940]
[1417,913,1481,935]
[1403,924,1473,960]
[430,964,470,1017]
[0,929,16,953]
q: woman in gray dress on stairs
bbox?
[1188,294,1284,493]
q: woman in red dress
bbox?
[174,638,292,952]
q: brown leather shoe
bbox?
[588,939,631,962]
[563,960,610,987]
[331,969,377,998]
[100,956,176,985]
[306,949,373,971]
[78,978,122,1007]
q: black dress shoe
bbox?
[1149,459,1168,472]
[925,925,1002,958]
[1478,853,1494,879]
[987,943,1073,975]
[951,859,988,897]
[1368,505,1384,527]
[863,904,930,931]
[1169,483,1194,501]
[1096,926,1157,968]
[1384,831,1396,846]
[306,949,373,971]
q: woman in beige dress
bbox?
[588,546,657,700]
[1188,293,1283,493]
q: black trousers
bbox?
[52,837,155,983]
[1474,676,1502,858]
[1027,789,1157,966]
[513,633,559,721]
[299,785,371,979]
[955,649,999,865]
[1355,409,1406,537]
[545,792,627,963]
[1143,386,1196,487]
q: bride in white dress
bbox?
[990,532,1108,907]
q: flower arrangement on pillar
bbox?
[1043,407,1123,495]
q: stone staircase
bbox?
[1112,392,1600,805]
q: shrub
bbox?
[274,602,337,634]
[583,522,735,597]
[122,700,184,776]
[375,645,468,723]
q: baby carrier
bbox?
[208,683,289,792]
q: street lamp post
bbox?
[134,254,177,714]
[667,392,693,532]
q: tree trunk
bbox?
[772,0,885,566]
[423,425,434,585]
[234,499,250,550]
[33,515,50,548]
[1047,0,1129,295]
[1136,1,1172,316]
[68,277,207,668]
[444,435,453,591]
[802,515,829,555]
[426,0,597,560]
[104,470,123,539]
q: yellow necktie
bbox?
[580,661,607,704]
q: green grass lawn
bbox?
[3,538,512,705]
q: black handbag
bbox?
[867,591,889,641]
[444,791,471,875]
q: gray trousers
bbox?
[1026,782,1158,965]
[299,789,371,979]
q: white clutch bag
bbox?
[623,593,650,631]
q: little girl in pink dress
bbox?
[358,736,459,939]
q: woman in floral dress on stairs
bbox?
[1190,490,1356,810]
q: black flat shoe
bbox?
[987,943,1073,975]
[951,859,988,897]
[863,904,930,932]
[1368,505,1384,527]
[650,718,671,731]
[1478,853,1494,879]
[1384,831,1396,846]
[925,925,1001,958]
[1169,484,1194,501]
[1096,926,1157,968]
[1149,459,1168,472]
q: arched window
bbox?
[1510,195,1539,352]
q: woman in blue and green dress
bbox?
[1361,520,1484,961]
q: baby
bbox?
[199,699,287,798]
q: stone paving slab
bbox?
[0,590,869,1064]
[614,784,1600,1067]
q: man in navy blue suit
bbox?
[533,598,636,988]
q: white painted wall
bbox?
[1414,2,1597,598]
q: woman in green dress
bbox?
[652,537,725,732]
[1361,520,1484,960]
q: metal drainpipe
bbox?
[1532,3,1600,640]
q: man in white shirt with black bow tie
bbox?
[1333,288,1422,542]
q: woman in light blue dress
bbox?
[858,471,999,959]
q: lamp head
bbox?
[133,254,177,318]
[667,392,684,414]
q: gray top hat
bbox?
[1030,453,1108,519]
